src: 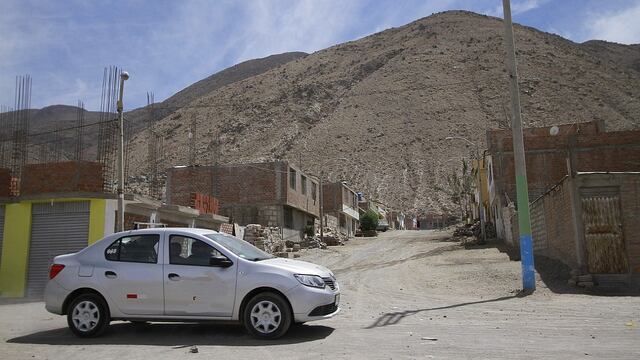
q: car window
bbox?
[169,235,225,266]
[105,234,160,264]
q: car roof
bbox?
[115,227,221,236]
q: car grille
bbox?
[323,277,336,290]
[309,302,338,316]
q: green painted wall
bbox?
[0,203,32,297]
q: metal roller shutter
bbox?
[27,201,90,298]
[0,205,4,268]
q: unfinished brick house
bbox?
[486,121,640,241]
[529,173,640,291]
[166,161,320,240]
[486,121,640,290]
[322,181,359,237]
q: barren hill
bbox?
[122,11,640,213]
[124,51,308,128]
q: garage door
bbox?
[0,205,4,269]
[27,201,90,298]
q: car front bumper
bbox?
[285,283,341,323]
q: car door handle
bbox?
[168,273,180,281]
[105,271,117,279]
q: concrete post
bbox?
[503,0,535,292]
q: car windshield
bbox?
[205,233,274,261]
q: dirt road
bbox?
[1,230,638,359]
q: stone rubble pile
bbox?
[243,224,286,254]
[242,224,350,257]
[318,227,348,246]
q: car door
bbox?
[100,233,165,315]
[163,234,238,317]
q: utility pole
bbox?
[503,0,535,292]
[319,172,324,244]
[116,71,129,232]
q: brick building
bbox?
[487,121,640,241]
[322,181,359,237]
[166,161,320,240]
[529,172,640,291]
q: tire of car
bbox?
[66,293,109,338]
[243,292,292,339]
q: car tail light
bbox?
[49,264,65,279]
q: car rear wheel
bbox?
[243,292,291,339]
[67,294,109,337]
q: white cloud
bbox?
[584,3,640,44]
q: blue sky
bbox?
[1,0,639,111]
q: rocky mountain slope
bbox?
[124,51,308,129]
[126,11,640,214]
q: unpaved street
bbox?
[1,230,638,359]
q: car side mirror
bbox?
[209,256,233,268]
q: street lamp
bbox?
[116,71,129,232]
[445,136,487,244]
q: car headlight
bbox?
[294,274,326,288]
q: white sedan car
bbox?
[44,228,340,339]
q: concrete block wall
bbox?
[220,204,282,227]
[20,161,104,195]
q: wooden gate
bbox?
[581,190,628,274]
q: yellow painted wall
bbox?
[0,203,32,297]
[0,198,108,297]
[88,199,106,244]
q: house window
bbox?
[301,175,307,194]
[311,182,317,201]
[289,168,296,190]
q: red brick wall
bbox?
[167,163,280,207]
[530,178,578,268]
[123,213,149,231]
[487,121,602,150]
[489,128,640,202]
[166,167,215,207]
[0,168,10,197]
[20,161,104,195]
[167,162,319,218]
[322,182,343,212]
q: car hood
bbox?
[260,258,334,277]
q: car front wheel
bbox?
[67,293,109,337]
[243,292,292,339]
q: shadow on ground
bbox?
[365,295,520,329]
[7,322,333,346]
